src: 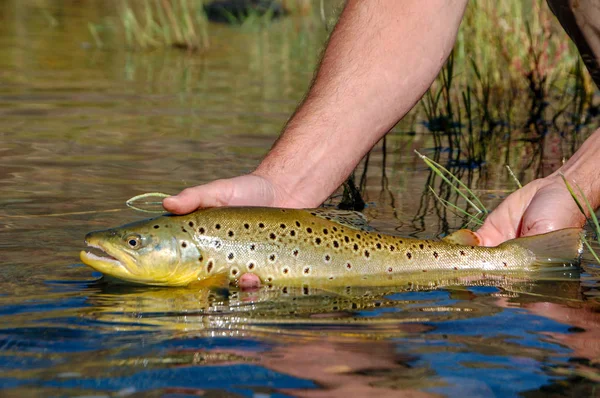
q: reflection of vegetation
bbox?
[119,0,210,51]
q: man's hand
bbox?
[476,176,587,247]
[162,173,317,214]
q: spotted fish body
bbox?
[81,207,583,287]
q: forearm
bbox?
[551,127,600,213]
[253,0,468,207]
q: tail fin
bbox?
[506,228,583,265]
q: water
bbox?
[1,1,600,397]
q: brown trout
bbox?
[80,207,583,287]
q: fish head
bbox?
[80,216,202,286]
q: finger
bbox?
[162,180,233,214]
[238,273,261,290]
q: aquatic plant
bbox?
[561,175,600,263]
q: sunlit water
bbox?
[1,2,600,397]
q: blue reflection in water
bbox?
[44,363,315,396]
[393,306,573,397]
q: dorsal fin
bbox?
[310,208,373,231]
[442,229,481,246]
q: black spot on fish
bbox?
[267,276,273,282]
[215,224,221,230]
[376,243,382,250]
[181,242,187,248]
[325,254,331,262]
[231,268,238,276]
[389,245,396,252]
[419,244,424,249]
[346,263,352,269]
[344,236,350,243]
[244,223,250,229]
[306,227,312,233]
[377,234,382,238]
[315,237,322,245]
[188,221,194,227]
[293,249,299,256]
[182,227,187,233]
[228,252,234,260]
[333,240,339,248]
[154,225,159,229]
[387,267,393,273]
[250,244,256,251]
[433,252,439,259]
[460,250,466,256]
[303,287,309,295]
[295,221,301,227]
[290,230,296,237]
[280,223,286,229]
[329,276,334,280]
[333,226,338,232]
[283,267,289,274]
[364,250,370,258]
[503,262,507,267]
[258,223,265,228]
[406,252,412,259]
[422,269,427,272]
[282,287,288,294]
[399,240,403,244]
[310,212,316,216]
[353,243,359,251]
[303,267,310,274]
[471,246,475,249]
[199,227,205,234]
[269,233,276,240]
[323,228,328,235]
[228,230,234,237]
[454,266,458,270]
[198,255,203,262]
[269,254,276,262]
[207,261,214,273]
[356,234,361,239]
[248,262,255,270]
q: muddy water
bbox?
[1,1,600,397]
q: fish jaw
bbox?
[80,232,203,287]
[80,235,139,283]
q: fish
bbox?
[80,207,583,288]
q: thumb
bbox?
[162,179,235,214]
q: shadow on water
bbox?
[1,0,600,396]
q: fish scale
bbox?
[80,207,583,287]
[187,208,534,285]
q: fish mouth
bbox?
[80,240,134,277]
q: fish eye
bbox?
[125,235,142,249]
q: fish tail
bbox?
[507,227,584,265]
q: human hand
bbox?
[475,175,587,247]
[162,173,311,215]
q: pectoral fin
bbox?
[191,273,230,289]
